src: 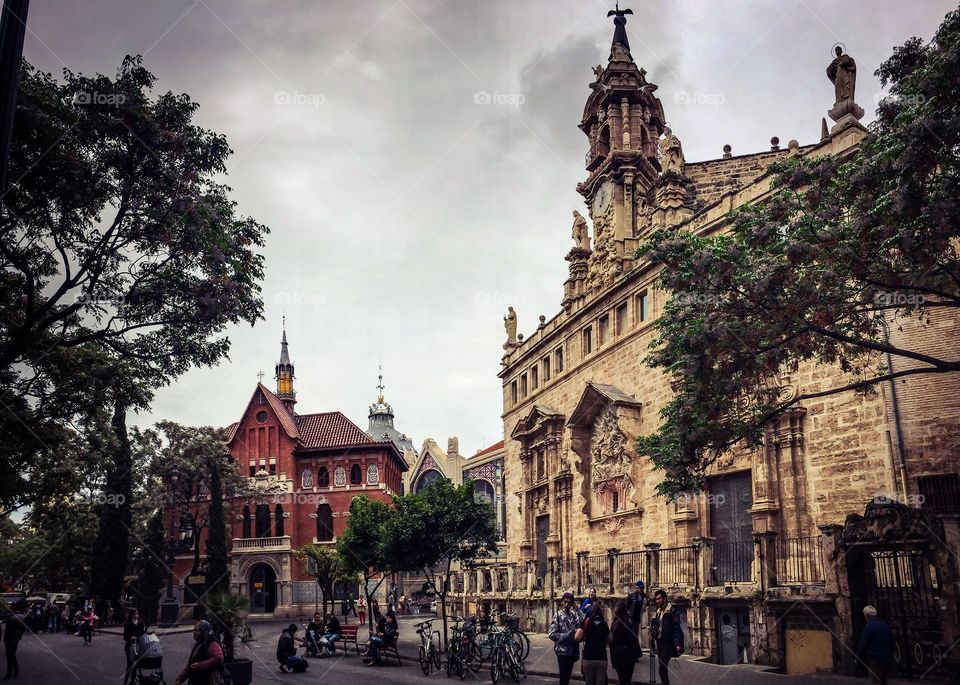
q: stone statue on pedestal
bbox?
[659,127,684,174]
[571,210,590,250]
[826,45,864,123]
[503,306,518,350]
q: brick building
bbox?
[448,9,960,680]
[169,327,408,617]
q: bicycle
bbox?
[488,626,525,684]
[415,618,442,676]
[445,616,470,680]
[499,613,530,662]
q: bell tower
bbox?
[573,4,667,301]
[275,317,296,413]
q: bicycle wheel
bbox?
[457,651,467,680]
[420,644,430,675]
[512,631,530,662]
[490,652,501,684]
[446,644,457,677]
[432,644,442,672]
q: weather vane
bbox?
[608,2,633,17]
[377,364,385,403]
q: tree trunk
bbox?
[206,462,229,593]
[90,398,134,621]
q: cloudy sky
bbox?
[23,0,956,455]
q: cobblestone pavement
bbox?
[6,616,917,685]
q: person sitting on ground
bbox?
[363,611,398,666]
[277,624,309,673]
[321,613,341,655]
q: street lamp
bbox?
[159,470,181,627]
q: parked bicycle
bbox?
[415,618,442,676]
[445,616,471,679]
[488,624,525,684]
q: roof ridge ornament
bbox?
[607,2,633,55]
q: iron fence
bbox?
[712,540,754,583]
[776,536,824,584]
[583,554,610,590]
[657,545,698,587]
[613,550,646,588]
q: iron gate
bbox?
[858,548,945,680]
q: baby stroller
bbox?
[128,632,165,685]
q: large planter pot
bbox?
[224,658,253,685]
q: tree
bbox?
[136,512,166,627]
[637,6,960,497]
[386,480,498,650]
[206,458,229,594]
[336,496,397,636]
[296,544,357,617]
[0,54,268,514]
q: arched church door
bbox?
[249,563,277,613]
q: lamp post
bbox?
[159,470,181,627]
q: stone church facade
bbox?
[449,10,960,679]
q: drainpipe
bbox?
[879,316,909,503]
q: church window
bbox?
[268,463,277,476]
[350,464,362,485]
[334,465,346,486]
[636,290,650,323]
[301,468,313,489]
[256,410,268,423]
[583,326,593,355]
[555,347,564,373]
[474,479,495,503]
[511,381,518,405]
[275,504,284,536]
[248,465,256,477]
[416,469,441,492]
[612,490,620,513]
[316,504,333,541]
[531,366,539,389]
[615,302,628,336]
[542,356,551,381]
[367,463,379,485]
[598,314,609,346]
[242,506,251,538]
[255,504,271,538]
[536,449,545,480]
[520,374,528,398]
[318,466,329,487]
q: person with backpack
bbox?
[575,597,609,685]
[2,604,27,681]
[610,600,641,685]
[277,624,308,673]
[173,620,226,685]
[548,592,584,685]
[650,589,683,685]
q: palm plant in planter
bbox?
[206,592,253,685]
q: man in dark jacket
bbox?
[277,624,308,673]
[856,605,893,684]
[650,590,682,685]
[3,604,27,680]
[625,580,646,632]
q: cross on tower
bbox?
[377,364,385,403]
[257,371,265,383]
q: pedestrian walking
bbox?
[123,608,147,683]
[79,606,96,645]
[580,588,598,616]
[610,600,641,685]
[358,596,366,626]
[370,598,381,624]
[2,604,27,681]
[575,597,609,685]
[650,589,683,685]
[548,592,584,685]
[173,620,225,685]
[856,605,893,684]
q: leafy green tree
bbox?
[0,54,268,514]
[637,7,960,497]
[386,480,498,649]
[337,496,397,636]
[296,543,357,617]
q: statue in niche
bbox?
[571,210,590,250]
[590,406,632,482]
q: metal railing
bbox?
[583,554,610,590]
[712,540,754,583]
[231,536,291,552]
[776,536,824,584]
[585,138,610,169]
[657,546,698,587]
[613,550,645,588]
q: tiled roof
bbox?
[224,421,240,443]
[295,412,377,449]
[474,440,504,457]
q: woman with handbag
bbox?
[548,592,584,685]
[609,600,641,685]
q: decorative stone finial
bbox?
[770,136,780,151]
[722,144,732,159]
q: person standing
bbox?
[80,605,96,645]
[2,604,27,681]
[856,605,893,685]
[610,600,641,685]
[576,597,609,685]
[625,580,645,633]
[358,597,366,626]
[549,592,584,685]
[173,620,225,685]
[650,589,682,685]
[580,588,598,616]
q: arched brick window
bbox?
[318,466,329,487]
[316,504,333,541]
[350,464,362,485]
